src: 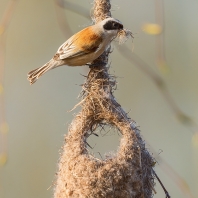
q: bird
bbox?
[27,18,124,84]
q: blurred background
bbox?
[0,0,198,197]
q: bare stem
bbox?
[153,170,171,198]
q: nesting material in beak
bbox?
[117,29,133,44]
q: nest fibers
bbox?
[117,29,133,44]
[54,0,155,197]
[54,60,155,197]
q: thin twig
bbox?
[153,170,171,198]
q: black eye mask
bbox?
[103,20,123,30]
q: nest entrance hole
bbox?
[86,123,122,159]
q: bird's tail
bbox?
[27,59,60,84]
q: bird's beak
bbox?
[119,25,124,30]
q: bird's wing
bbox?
[57,36,85,59]
[57,28,103,60]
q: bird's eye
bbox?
[113,23,118,27]
[112,22,123,30]
[103,21,123,30]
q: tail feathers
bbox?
[27,59,58,84]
